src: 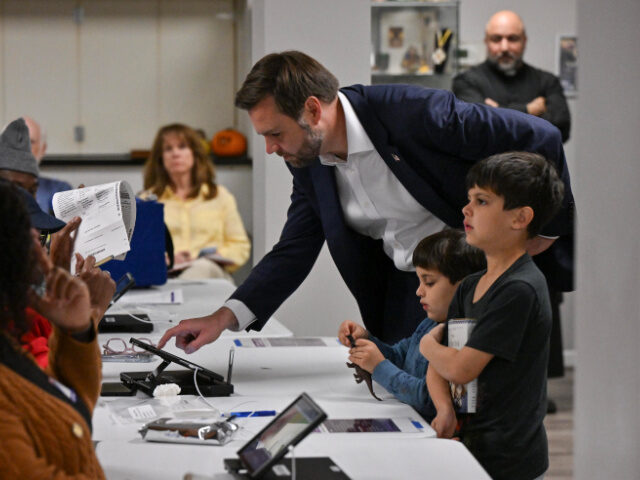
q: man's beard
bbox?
[487,52,523,76]
[282,120,323,168]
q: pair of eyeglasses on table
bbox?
[102,337,156,362]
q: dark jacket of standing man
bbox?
[453,10,571,143]
[158,51,575,354]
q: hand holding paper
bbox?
[52,181,136,271]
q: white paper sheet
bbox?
[52,181,136,271]
[118,289,184,305]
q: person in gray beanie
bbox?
[0,117,40,197]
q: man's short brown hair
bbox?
[235,51,339,120]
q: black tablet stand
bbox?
[119,338,234,397]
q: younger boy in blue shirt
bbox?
[420,152,565,480]
[338,228,485,420]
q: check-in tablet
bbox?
[119,338,233,397]
[224,393,348,479]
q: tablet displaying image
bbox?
[235,393,326,478]
[129,337,224,382]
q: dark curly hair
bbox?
[0,179,35,335]
[412,228,486,284]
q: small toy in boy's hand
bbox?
[346,362,382,401]
[345,335,382,401]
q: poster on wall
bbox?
[557,35,578,96]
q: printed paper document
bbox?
[52,181,136,271]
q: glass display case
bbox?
[371,1,459,90]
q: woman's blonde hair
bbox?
[143,123,217,199]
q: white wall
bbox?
[247,0,370,335]
[574,0,640,477]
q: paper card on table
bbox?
[52,181,136,271]
[233,337,331,348]
[128,404,157,421]
[118,289,184,305]
[316,417,428,434]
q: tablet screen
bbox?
[128,337,224,382]
[237,393,326,478]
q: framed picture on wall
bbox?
[557,35,577,96]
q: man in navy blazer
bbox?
[159,51,574,352]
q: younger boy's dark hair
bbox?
[465,151,565,237]
[412,229,486,284]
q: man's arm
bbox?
[229,171,326,329]
[159,171,327,352]
[451,72,487,104]
[539,74,571,143]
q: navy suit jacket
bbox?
[231,85,575,341]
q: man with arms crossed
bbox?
[453,10,570,142]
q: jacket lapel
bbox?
[340,87,459,226]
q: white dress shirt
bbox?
[226,91,445,330]
[319,92,446,272]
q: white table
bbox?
[96,436,484,480]
[106,278,291,339]
[94,280,490,479]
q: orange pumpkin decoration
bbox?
[210,128,247,157]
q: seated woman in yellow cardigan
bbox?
[142,123,251,281]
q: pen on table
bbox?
[227,347,234,384]
[223,410,276,418]
[170,291,175,303]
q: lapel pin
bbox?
[391,153,400,162]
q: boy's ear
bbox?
[512,206,534,232]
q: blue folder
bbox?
[101,198,167,287]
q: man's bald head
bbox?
[484,10,527,76]
[23,116,47,163]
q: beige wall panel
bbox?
[2,0,78,152]
[80,0,158,153]
[158,0,234,139]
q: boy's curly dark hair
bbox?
[0,179,35,335]
[465,152,565,237]
[412,228,486,284]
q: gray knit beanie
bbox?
[0,118,39,177]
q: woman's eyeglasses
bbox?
[39,232,50,248]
